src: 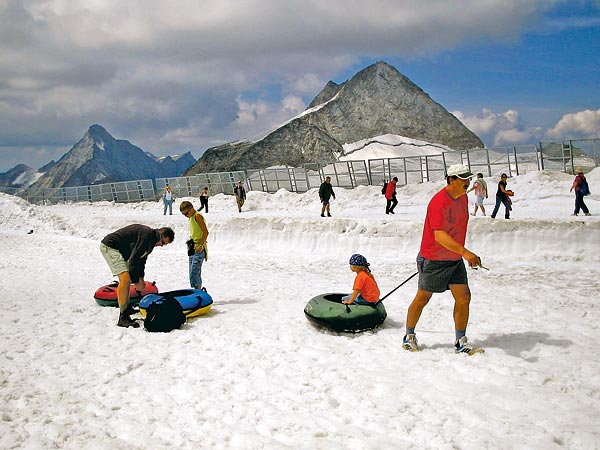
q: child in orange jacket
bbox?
[342,254,381,305]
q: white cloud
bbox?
[546,109,600,140]
[0,0,591,170]
[454,108,542,147]
[281,95,305,115]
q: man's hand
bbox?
[462,250,481,268]
[134,279,145,291]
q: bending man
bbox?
[100,224,174,327]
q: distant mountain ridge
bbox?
[26,125,196,190]
[184,61,483,174]
[0,164,37,189]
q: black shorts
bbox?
[416,253,468,293]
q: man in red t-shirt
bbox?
[402,164,484,355]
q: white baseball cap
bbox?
[446,164,473,179]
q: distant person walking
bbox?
[180,201,209,290]
[570,167,591,216]
[162,186,174,215]
[319,176,336,217]
[100,225,174,327]
[199,187,209,213]
[402,164,484,355]
[467,173,488,216]
[234,181,246,213]
[385,177,399,214]
[490,173,514,219]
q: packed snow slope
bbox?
[0,169,599,450]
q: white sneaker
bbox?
[403,333,419,352]
[454,336,484,355]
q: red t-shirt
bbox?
[574,174,585,192]
[420,187,469,261]
[353,271,381,303]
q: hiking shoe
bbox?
[321,213,325,217]
[124,305,139,316]
[117,314,140,328]
[402,333,419,352]
[327,213,332,217]
[454,336,484,355]
[585,213,592,216]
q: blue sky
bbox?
[0,0,599,172]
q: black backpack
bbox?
[144,296,186,332]
[381,181,388,195]
[580,178,591,196]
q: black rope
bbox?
[380,271,418,302]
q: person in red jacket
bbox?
[385,177,398,214]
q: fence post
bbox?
[465,148,472,171]
[513,146,519,176]
[442,152,447,175]
[485,148,492,177]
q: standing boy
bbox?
[180,201,209,290]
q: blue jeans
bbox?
[189,249,206,288]
[491,195,510,219]
[341,294,371,305]
[163,200,173,215]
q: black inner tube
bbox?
[322,294,346,303]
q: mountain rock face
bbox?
[185,61,483,174]
[156,153,197,178]
[28,125,195,189]
[0,164,36,189]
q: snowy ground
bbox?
[0,169,599,450]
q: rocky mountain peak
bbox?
[85,124,116,148]
[184,61,483,174]
[26,125,196,190]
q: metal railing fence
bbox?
[9,138,599,204]
[20,180,155,204]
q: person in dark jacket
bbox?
[100,224,175,327]
[234,181,246,213]
[199,187,209,213]
[319,176,336,217]
[490,173,514,220]
[385,177,398,214]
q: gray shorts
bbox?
[416,253,468,293]
[100,243,128,276]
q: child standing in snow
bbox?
[342,254,381,305]
[467,173,488,216]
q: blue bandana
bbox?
[349,254,369,267]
